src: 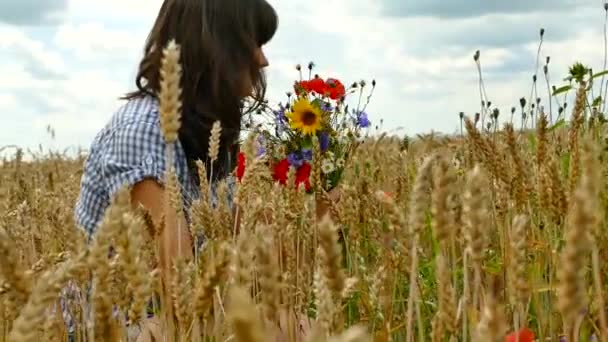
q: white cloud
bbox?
[66,0,162,23]
[0,94,17,110]
[0,25,67,79]
[54,23,144,62]
[0,0,68,26]
[382,0,591,18]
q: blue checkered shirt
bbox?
[75,95,212,236]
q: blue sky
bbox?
[0,0,603,153]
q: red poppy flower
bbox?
[308,77,327,95]
[272,159,290,185]
[505,328,535,342]
[294,80,310,96]
[236,152,246,182]
[295,162,311,191]
[325,78,345,100]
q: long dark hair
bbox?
[124,0,278,182]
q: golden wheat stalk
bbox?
[558,137,598,341]
[159,39,183,148]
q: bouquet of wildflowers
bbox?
[237,62,376,194]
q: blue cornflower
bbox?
[356,110,371,128]
[256,135,267,157]
[321,101,333,112]
[287,149,313,168]
[318,132,330,152]
[274,104,287,134]
[301,149,313,161]
[287,152,303,168]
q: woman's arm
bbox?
[131,179,193,280]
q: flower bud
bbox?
[540,28,545,38]
[474,50,480,62]
[520,97,526,109]
[308,62,315,70]
[459,112,464,119]
[296,64,302,71]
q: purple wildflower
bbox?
[288,149,312,168]
[356,111,371,128]
[287,152,303,168]
[301,149,313,161]
[321,101,333,112]
[318,132,330,152]
[256,135,267,157]
[274,103,287,134]
[274,103,286,121]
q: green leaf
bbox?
[552,85,572,96]
[593,96,603,107]
[311,98,323,108]
[528,133,537,151]
[591,69,608,80]
[568,62,589,83]
[549,119,566,132]
[301,135,313,150]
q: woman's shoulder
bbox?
[88,95,163,155]
[108,95,161,131]
[85,94,190,195]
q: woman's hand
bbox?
[315,186,341,220]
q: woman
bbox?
[75,0,277,272]
[74,0,340,339]
[73,0,278,339]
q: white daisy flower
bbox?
[335,158,345,168]
[321,159,335,174]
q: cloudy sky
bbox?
[0,0,604,153]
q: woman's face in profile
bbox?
[241,46,269,97]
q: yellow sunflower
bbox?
[286,98,323,135]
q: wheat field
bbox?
[2,30,608,342]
